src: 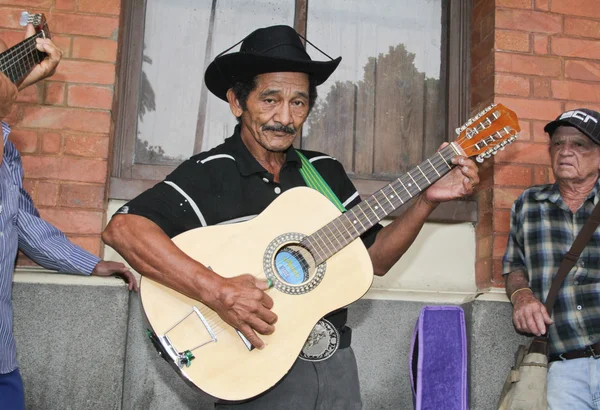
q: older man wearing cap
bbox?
[503,108,600,408]
[103,25,479,409]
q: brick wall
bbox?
[473,0,600,289]
[0,0,121,260]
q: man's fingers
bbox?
[541,306,553,325]
[532,310,547,335]
[524,312,541,336]
[238,325,264,350]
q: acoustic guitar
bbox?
[142,103,521,401]
[0,12,50,85]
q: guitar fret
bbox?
[437,151,451,169]
[389,185,404,204]
[407,172,420,190]
[398,178,412,198]
[372,194,388,216]
[363,199,381,221]
[427,159,441,176]
[381,188,396,209]
[0,32,46,86]
[332,218,350,248]
[416,165,430,184]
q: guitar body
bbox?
[140,187,374,401]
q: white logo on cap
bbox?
[559,110,598,124]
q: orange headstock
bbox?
[455,103,520,163]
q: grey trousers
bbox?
[215,347,362,410]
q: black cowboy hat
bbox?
[204,25,341,101]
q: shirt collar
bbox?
[533,179,600,206]
[2,121,10,145]
[226,125,301,176]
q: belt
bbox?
[549,342,600,363]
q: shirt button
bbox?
[274,187,281,194]
[577,305,583,311]
[262,178,269,183]
[0,232,4,237]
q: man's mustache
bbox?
[262,124,297,135]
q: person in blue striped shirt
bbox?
[0,25,138,410]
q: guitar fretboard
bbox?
[0,31,47,85]
[300,143,459,265]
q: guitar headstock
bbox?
[455,103,520,163]
[19,12,50,38]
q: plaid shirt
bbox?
[503,180,600,355]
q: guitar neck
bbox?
[0,32,47,85]
[301,143,461,265]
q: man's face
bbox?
[550,126,600,182]
[235,72,310,154]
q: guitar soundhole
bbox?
[274,245,315,285]
[263,232,326,295]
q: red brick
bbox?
[52,60,116,85]
[493,234,509,258]
[472,77,495,108]
[565,17,600,40]
[476,258,493,289]
[472,32,496,66]
[496,9,562,33]
[533,34,549,54]
[494,164,533,186]
[78,0,120,15]
[478,235,493,259]
[533,165,553,185]
[22,179,35,200]
[45,82,65,105]
[496,52,562,77]
[55,0,77,10]
[565,60,600,82]
[64,134,109,158]
[52,35,72,58]
[552,80,600,102]
[21,106,111,133]
[497,0,532,8]
[0,7,28,29]
[59,184,105,209]
[41,132,61,153]
[69,236,101,256]
[37,181,58,206]
[495,74,530,97]
[492,257,506,287]
[496,30,530,52]
[38,208,103,234]
[494,187,526,208]
[51,13,119,38]
[0,30,23,47]
[21,156,108,183]
[513,119,532,141]
[476,209,493,237]
[533,77,552,98]
[497,140,551,165]
[72,37,118,62]
[480,14,496,40]
[471,54,495,88]
[534,0,549,10]
[9,129,37,153]
[552,37,600,59]
[532,120,551,142]
[493,209,512,234]
[16,84,40,103]
[495,97,562,121]
[473,0,495,26]
[552,0,600,19]
[564,102,600,112]
[67,85,113,109]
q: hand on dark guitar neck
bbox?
[16,23,63,90]
[202,273,278,350]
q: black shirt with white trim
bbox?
[120,125,383,329]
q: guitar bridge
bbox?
[147,305,218,369]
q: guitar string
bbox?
[172,123,514,344]
[0,33,45,82]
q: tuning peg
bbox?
[476,155,484,163]
[19,11,30,26]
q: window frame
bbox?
[110,0,474,222]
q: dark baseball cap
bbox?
[544,108,600,145]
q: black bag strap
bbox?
[529,199,600,355]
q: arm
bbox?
[103,214,275,348]
[369,154,479,276]
[502,198,552,336]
